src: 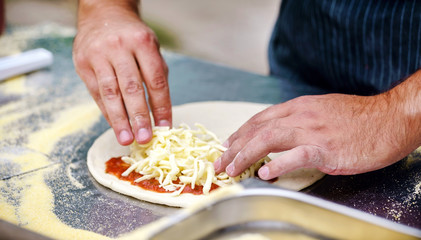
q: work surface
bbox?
[0,29,420,239]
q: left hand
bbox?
[73,4,171,146]
[214,93,415,179]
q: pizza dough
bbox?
[87,101,325,207]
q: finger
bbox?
[215,123,270,174]
[74,47,114,127]
[214,138,245,174]
[217,124,299,176]
[225,135,272,177]
[133,31,172,127]
[216,118,282,173]
[111,52,152,144]
[94,60,134,146]
[77,66,111,124]
[225,103,292,147]
[258,145,322,180]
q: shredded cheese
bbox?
[121,123,265,195]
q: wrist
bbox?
[383,70,421,154]
[77,0,140,28]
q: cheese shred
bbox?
[121,123,265,195]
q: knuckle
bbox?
[101,83,120,100]
[110,115,127,126]
[302,146,322,165]
[299,146,312,161]
[149,75,168,90]
[259,129,274,142]
[295,95,313,104]
[297,111,324,131]
[152,106,171,116]
[299,110,318,120]
[89,40,106,54]
[280,127,296,143]
[115,60,129,71]
[123,79,144,95]
[243,123,258,139]
[290,96,305,106]
[247,114,261,125]
[131,112,150,124]
[290,95,316,109]
[73,53,88,67]
[134,112,150,119]
[133,30,156,46]
[106,35,123,48]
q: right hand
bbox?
[215,92,420,179]
[73,4,172,146]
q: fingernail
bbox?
[258,166,269,179]
[119,130,132,143]
[137,128,151,143]
[226,163,235,175]
[222,140,229,148]
[214,158,221,170]
[157,120,171,127]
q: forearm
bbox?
[383,69,421,156]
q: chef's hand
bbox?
[73,1,171,146]
[214,89,420,179]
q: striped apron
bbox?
[269,0,421,95]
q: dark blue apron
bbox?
[269,0,421,95]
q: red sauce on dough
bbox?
[105,157,219,195]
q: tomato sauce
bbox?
[105,157,219,195]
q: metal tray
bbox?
[145,180,421,240]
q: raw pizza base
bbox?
[87,101,325,207]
